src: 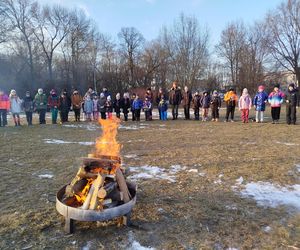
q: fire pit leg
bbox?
[122,212,132,226]
[65,217,74,234]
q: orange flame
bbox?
[94,116,121,158]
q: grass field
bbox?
[0,107,299,249]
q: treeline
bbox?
[0,0,299,96]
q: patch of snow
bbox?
[296,164,300,173]
[263,226,272,233]
[63,123,98,131]
[188,169,198,173]
[236,176,244,185]
[240,182,300,211]
[124,154,138,159]
[276,141,299,146]
[43,139,94,146]
[198,172,206,177]
[226,248,239,250]
[127,231,155,250]
[159,124,166,127]
[214,179,222,184]
[128,165,183,183]
[218,174,224,178]
[119,124,148,130]
[225,205,237,210]
[38,174,53,179]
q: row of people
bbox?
[0,83,298,126]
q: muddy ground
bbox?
[0,107,299,249]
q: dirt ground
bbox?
[0,107,299,250]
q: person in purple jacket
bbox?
[268,84,285,124]
[253,85,268,123]
[200,91,211,121]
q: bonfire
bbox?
[56,117,136,233]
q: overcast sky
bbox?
[40,0,283,46]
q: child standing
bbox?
[106,95,113,119]
[253,85,268,123]
[158,96,168,120]
[23,91,34,125]
[0,90,10,127]
[268,84,285,124]
[238,88,252,123]
[210,90,222,122]
[92,95,99,121]
[99,93,107,119]
[34,88,47,124]
[286,83,299,125]
[9,90,23,126]
[131,93,137,121]
[121,92,131,121]
[113,93,122,118]
[224,88,238,122]
[71,89,82,122]
[143,97,152,121]
[48,89,60,124]
[84,95,93,121]
[200,91,211,121]
[192,91,201,120]
[132,95,143,121]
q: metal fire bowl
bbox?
[56,182,137,222]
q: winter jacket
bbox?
[48,95,60,109]
[200,95,211,108]
[158,99,168,112]
[156,92,165,105]
[106,100,113,113]
[268,91,285,107]
[34,93,47,110]
[10,97,23,114]
[182,91,192,106]
[132,99,143,110]
[238,94,252,110]
[84,99,93,113]
[145,91,154,103]
[121,98,131,113]
[143,100,152,111]
[286,89,299,107]
[113,99,122,113]
[192,95,201,109]
[0,93,10,110]
[59,95,71,112]
[23,96,34,112]
[253,91,268,111]
[169,87,182,105]
[99,97,107,112]
[93,99,99,112]
[71,94,82,110]
[210,95,222,109]
[224,91,238,107]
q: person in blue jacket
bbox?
[132,94,143,121]
[253,85,268,123]
[158,96,168,120]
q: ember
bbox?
[56,116,136,233]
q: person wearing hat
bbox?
[200,91,211,121]
[23,91,34,125]
[59,89,71,123]
[34,88,47,124]
[192,91,201,120]
[71,89,82,122]
[48,89,60,124]
[253,85,268,123]
[9,89,23,126]
[224,88,238,122]
[210,90,222,122]
[268,84,285,124]
[0,89,10,127]
[286,83,299,125]
[238,88,252,123]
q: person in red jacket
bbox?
[0,89,10,127]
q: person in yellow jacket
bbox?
[224,88,238,122]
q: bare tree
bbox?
[161,13,209,89]
[118,27,145,87]
[216,21,246,88]
[31,4,71,83]
[264,0,300,84]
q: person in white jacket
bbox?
[9,89,23,126]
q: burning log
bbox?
[89,174,105,210]
[82,157,119,169]
[97,182,117,199]
[116,168,131,203]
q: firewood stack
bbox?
[62,154,132,210]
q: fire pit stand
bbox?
[56,182,137,234]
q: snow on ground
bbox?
[124,154,138,159]
[62,123,98,131]
[119,124,148,130]
[296,164,300,173]
[128,165,185,183]
[237,181,300,211]
[275,141,300,146]
[37,174,54,179]
[127,231,155,250]
[43,139,94,145]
